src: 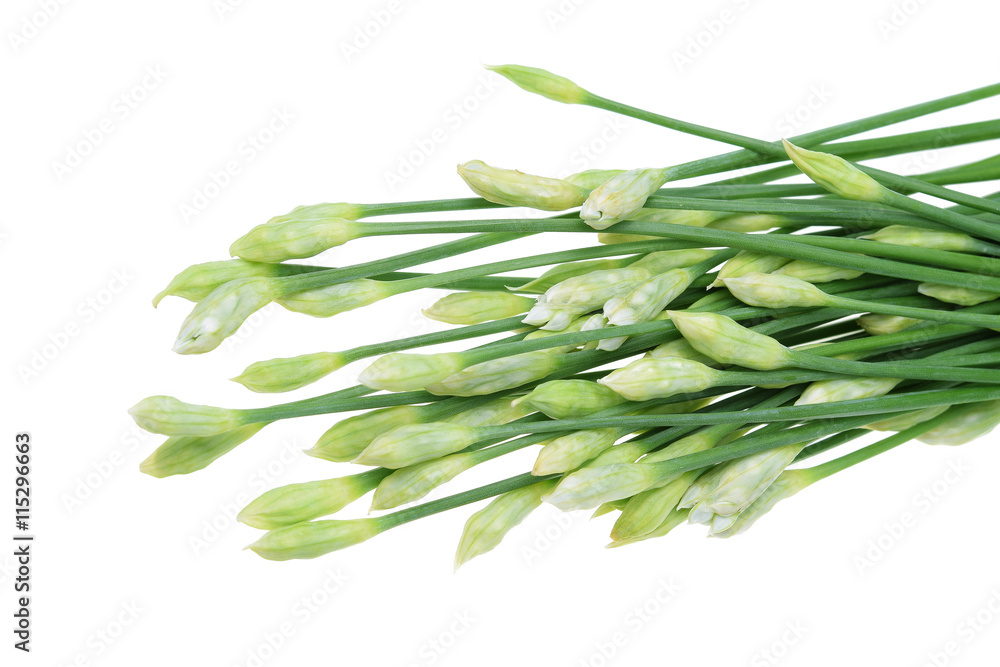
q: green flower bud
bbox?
[630,248,716,273]
[597,232,660,245]
[306,406,422,462]
[370,453,476,510]
[860,225,982,253]
[153,259,299,307]
[238,469,387,529]
[607,508,690,548]
[532,428,621,476]
[605,268,693,326]
[857,313,920,335]
[248,518,382,561]
[231,352,347,393]
[680,443,805,517]
[611,471,699,541]
[667,310,794,370]
[723,272,829,309]
[628,208,726,227]
[917,283,1000,306]
[454,480,556,569]
[358,351,467,392]
[592,499,628,518]
[230,218,362,263]
[866,405,949,432]
[711,251,791,288]
[918,400,1000,446]
[266,202,366,225]
[444,397,532,427]
[544,463,659,510]
[598,357,720,401]
[782,140,890,202]
[710,469,813,538]
[541,267,650,310]
[172,277,277,354]
[514,380,625,419]
[773,260,864,283]
[423,291,535,325]
[457,160,589,211]
[139,423,268,478]
[707,214,795,233]
[515,257,632,294]
[486,64,589,104]
[796,376,901,406]
[276,279,395,318]
[580,167,670,230]
[426,349,561,397]
[128,396,244,436]
[563,169,626,190]
[646,338,717,365]
[355,423,479,468]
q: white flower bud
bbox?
[514,380,625,419]
[173,277,277,354]
[266,202,365,225]
[646,338,717,365]
[230,218,362,262]
[708,214,795,233]
[795,376,901,406]
[782,140,891,202]
[680,443,804,517]
[563,169,626,190]
[516,257,631,294]
[723,272,829,309]
[128,396,244,436]
[580,168,670,230]
[667,311,794,370]
[860,225,982,253]
[917,400,1000,446]
[426,349,562,396]
[773,260,864,283]
[277,279,395,318]
[866,406,948,432]
[711,251,791,288]
[370,453,476,510]
[355,423,479,468]
[599,357,721,401]
[532,428,621,476]
[917,283,1000,307]
[457,160,589,211]
[423,290,535,325]
[358,351,467,392]
[857,313,920,335]
[444,397,532,427]
[454,480,555,569]
[153,259,296,307]
[605,268,694,326]
[542,267,650,310]
[544,463,660,510]
[710,469,813,538]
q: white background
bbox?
[4,1,1000,665]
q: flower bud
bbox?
[680,443,804,517]
[230,218,362,263]
[606,508,690,548]
[563,169,626,190]
[153,259,303,307]
[358,351,467,392]
[238,469,387,529]
[426,349,562,397]
[857,313,920,335]
[795,376,900,406]
[266,202,366,225]
[708,214,795,233]
[860,225,982,253]
[514,380,625,419]
[611,471,699,541]
[866,405,948,432]
[172,277,277,354]
[782,140,891,202]
[630,248,716,274]
[646,338,717,365]
[232,352,347,393]
[276,279,395,318]
[541,267,650,310]
[486,64,589,104]
[711,251,791,288]
[917,283,1000,307]
[139,423,268,477]
[248,518,383,561]
[355,423,479,468]
[423,291,535,325]
[580,168,670,230]
[917,400,1000,446]
[580,312,610,350]
[515,257,632,294]
[444,397,532,427]
[723,272,829,309]
[370,453,476,510]
[454,480,556,569]
[599,357,720,401]
[532,428,621,476]
[710,469,812,538]
[306,406,422,462]
[457,160,589,211]
[544,463,659,510]
[628,208,726,227]
[605,268,693,326]
[773,260,864,283]
[128,395,244,436]
[666,311,794,370]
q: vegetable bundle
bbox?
[132,65,1000,565]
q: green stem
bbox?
[823,294,1000,330]
[788,350,1000,384]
